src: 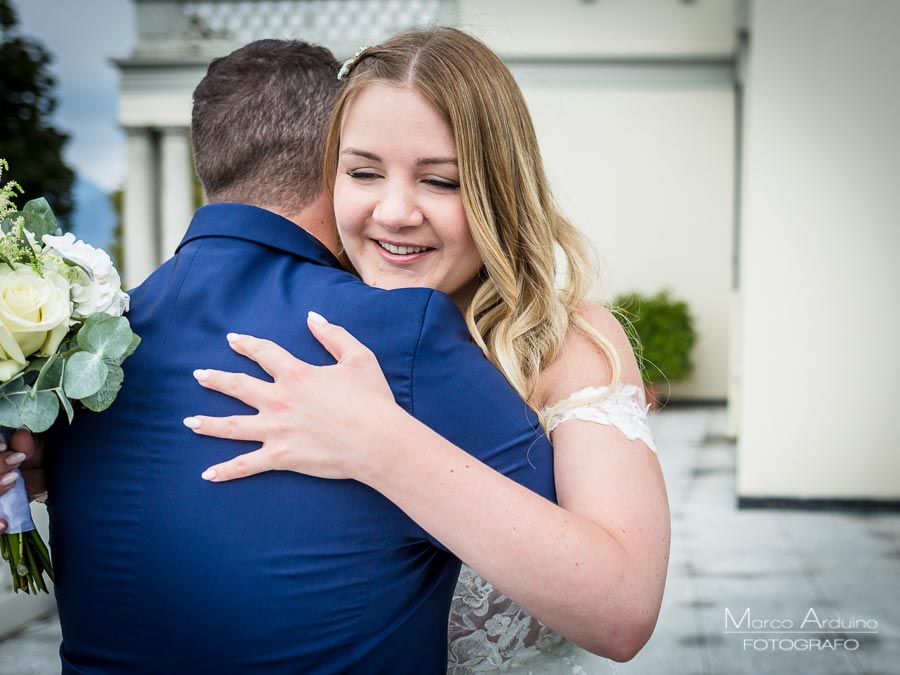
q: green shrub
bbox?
[609,290,697,384]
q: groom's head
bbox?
[191,39,340,216]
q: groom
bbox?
[23,40,556,674]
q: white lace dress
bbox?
[447,383,657,674]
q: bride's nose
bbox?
[373,182,424,229]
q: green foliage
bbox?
[63,351,108,399]
[18,389,58,430]
[61,314,139,404]
[610,289,697,385]
[23,196,57,230]
[81,362,124,412]
[0,0,75,221]
[76,314,134,360]
[0,395,20,427]
[0,190,64,273]
[107,188,123,273]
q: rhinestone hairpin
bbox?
[337,44,374,81]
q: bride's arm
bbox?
[187,309,670,662]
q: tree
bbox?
[108,188,123,273]
[0,0,74,221]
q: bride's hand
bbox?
[185,312,399,483]
[0,431,47,534]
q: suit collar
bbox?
[176,203,342,269]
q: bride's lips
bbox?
[371,239,434,264]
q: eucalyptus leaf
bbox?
[0,375,28,396]
[56,389,74,424]
[80,363,124,412]
[77,315,133,360]
[35,353,63,391]
[57,254,94,281]
[0,215,19,235]
[110,333,141,365]
[23,358,47,375]
[75,313,114,351]
[23,198,58,232]
[18,391,59,433]
[2,210,49,237]
[78,312,108,333]
[63,351,108,399]
[0,395,22,427]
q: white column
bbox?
[159,127,194,262]
[123,127,158,288]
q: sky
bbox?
[15,0,135,192]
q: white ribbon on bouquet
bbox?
[0,470,36,534]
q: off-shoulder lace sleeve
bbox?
[541,383,657,453]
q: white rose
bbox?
[0,264,72,382]
[42,232,130,318]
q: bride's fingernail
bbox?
[183,417,201,429]
[226,333,240,343]
[4,452,26,466]
[201,469,217,481]
[193,369,209,382]
[0,473,17,487]
[307,311,328,326]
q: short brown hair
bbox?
[191,39,339,213]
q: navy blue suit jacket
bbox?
[46,203,556,674]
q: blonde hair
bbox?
[324,28,621,425]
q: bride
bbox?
[187,27,670,673]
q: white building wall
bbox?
[737,0,900,499]
[523,85,735,400]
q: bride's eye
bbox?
[425,177,460,191]
[347,169,379,181]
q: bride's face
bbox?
[333,83,483,308]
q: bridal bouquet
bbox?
[0,160,140,594]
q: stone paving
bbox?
[627,406,900,675]
[0,405,898,675]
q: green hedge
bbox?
[610,290,697,385]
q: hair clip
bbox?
[338,44,375,81]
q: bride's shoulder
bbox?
[534,303,643,408]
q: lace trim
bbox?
[448,564,564,672]
[540,383,657,453]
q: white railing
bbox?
[128,0,456,62]
[181,0,450,45]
